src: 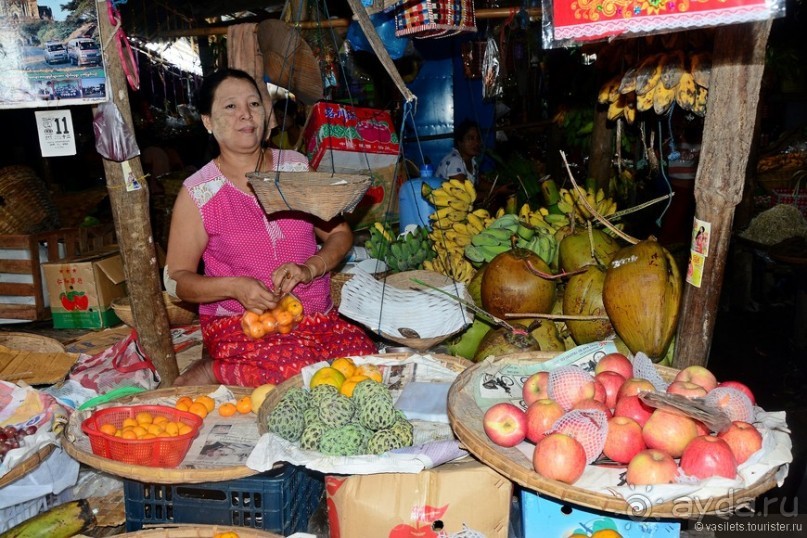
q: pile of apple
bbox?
[482,353,763,487]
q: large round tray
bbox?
[447,352,781,518]
[108,523,283,537]
[0,443,55,488]
[62,385,258,485]
[257,352,473,435]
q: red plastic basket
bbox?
[82,405,203,468]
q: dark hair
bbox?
[197,68,261,115]
[273,99,298,115]
[454,119,480,146]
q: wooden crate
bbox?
[0,228,108,321]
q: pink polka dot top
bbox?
[183,149,332,317]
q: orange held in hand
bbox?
[241,294,304,338]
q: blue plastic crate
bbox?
[124,464,324,534]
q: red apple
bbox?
[717,421,763,465]
[705,387,754,423]
[548,367,598,411]
[533,432,587,484]
[603,416,646,464]
[642,409,700,458]
[595,371,626,409]
[674,365,718,392]
[522,371,550,407]
[483,403,527,448]
[617,378,656,401]
[592,379,607,404]
[525,399,565,443]
[680,435,738,479]
[613,395,654,427]
[695,420,711,436]
[626,449,679,485]
[595,352,634,380]
[718,380,756,405]
[667,380,708,398]
[572,398,613,418]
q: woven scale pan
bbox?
[0,332,65,353]
[0,165,60,234]
[447,352,782,518]
[248,171,372,221]
[61,385,256,485]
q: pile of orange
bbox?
[175,395,215,419]
[98,410,194,440]
[241,294,304,339]
[218,396,253,417]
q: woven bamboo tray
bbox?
[104,524,283,537]
[329,269,390,307]
[61,385,258,484]
[447,352,781,518]
[111,292,198,327]
[247,171,372,221]
[0,332,65,353]
[257,352,472,435]
[0,444,55,488]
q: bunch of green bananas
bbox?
[464,213,559,266]
[557,186,618,223]
[514,202,571,233]
[598,50,711,123]
[385,226,435,272]
[365,222,435,272]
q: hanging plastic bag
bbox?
[93,102,140,162]
[482,36,503,100]
[67,329,160,393]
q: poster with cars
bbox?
[0,0,108,109]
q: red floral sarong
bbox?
[202,310,377,387]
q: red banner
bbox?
[552,0,777,43]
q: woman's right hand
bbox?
[234,277,279,314]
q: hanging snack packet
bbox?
[482,36,502,100]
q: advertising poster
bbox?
[0,1,107,109]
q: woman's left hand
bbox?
[271,262,312,296]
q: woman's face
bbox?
[457,128,482,159]
[202,77,266,154]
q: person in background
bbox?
[435,119,483,184]
[269,99,302,150]
[165,68,376,387]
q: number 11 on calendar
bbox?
[35,109,77,157]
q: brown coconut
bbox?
[481,248,556,320]
[563,265,615,344]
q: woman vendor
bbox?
[435,119,483,184]
[164,69,376,387]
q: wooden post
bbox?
[673,21,771,369]
[97,1,179,384]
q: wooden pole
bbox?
[97,0,179,384]
[673,21,771,369]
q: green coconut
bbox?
[563,264,615,344]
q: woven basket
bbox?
[0,332,65,353]
[247,171,372,221]
[378,270,472,351]
[0,444,55,489]
[448,352,782,518]
[329,269,390,307]
[0,165,60,234]
[111,292,197,327]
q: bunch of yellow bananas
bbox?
[598,50,711,123]
[513,202,571,233]
[424,204,491,284]
[557,186,617,223]
[421,178,476,227]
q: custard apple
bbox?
[367,428,403,454]
[352,380,392,406]
[267,399,305,441]
[300,421,327,451]
[319,423,371,456]
[310,384,340,407]
[390,418,414,447]
[318,393,356,428]
[280,386,310,411]
[358,397,396,431]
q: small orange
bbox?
[247,323,266,339]
[131,425,148,438]
[188,402,209,419]
[114,430,123,437]
[235,396,252,414]
[355,363,383,383]
[121,430,137,440]
[122,417,139,429]
[259,313,277,334]
[157,431,172,438]
[152,415,168,425]
[164,422,179,436]
[340,374,369,397]
[277,323,292,334]
[147,423,165,435]
[218,402,237,417]
[195,395,216,412]
[175,396,193,410]
[330,357,356,378]
[141,433,157,440]
[282,296,304,318]
[241,311,260,334]
[275,310,294,328]
[178,424,193,436]
[99,423,118,436]
[135,411,153,425]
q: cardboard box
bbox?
[42,250,126,329]
[520,489,681,538]
[326,459,513,537]
[304,102,400,174]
